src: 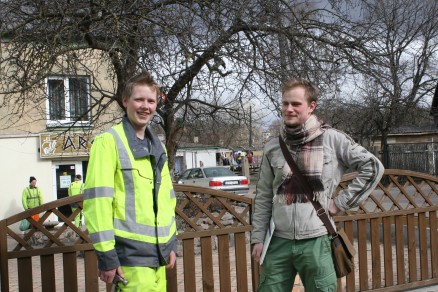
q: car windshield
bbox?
[179,169,192,180]
[203,167,236,178]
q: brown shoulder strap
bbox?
[279,137,337,236]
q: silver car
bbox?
[176,166,249,195]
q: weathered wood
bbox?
[63,252,78,292]
[344,221,355,291]
[234,232,248,292]
[371,217,382,289]
[418,212,428,280]
[1,170,437,292]
[17,257,33,292]
[200,237,214,291]
[40,254,56,291]
[0,220,9,292]
[382,217,394,286]
[84,251,99,292]
[407,214,417,282]
[182,238,196,291]
[166,263,178,292]
[395,215,405,285]
[431,211,438,278]
[357,219,368,290]
[250,244,261,291]
[217,234,231,292]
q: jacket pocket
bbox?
[270,155,288,187]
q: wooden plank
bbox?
[234,232,248,292]
[370,218,381,289]
[334,206,438,222]
[63,252,78,292]
[344,221,356,292]
[407,214,417,282]
[166,265,178,292]
[0,220,9,292]
[250,244,260,292]
[357,219,368,291]
[217,234,231,292]
[9,243,95,259]
[177,225,251,240]
[382,217,394,286]
[431,211,438,278]
[200,237,214,292]
[418,212,428,280]
[395,215,405,284]
[84,250,99,292]
[17,257,33,292]
[40,254,56,291]
[183,238,196,291]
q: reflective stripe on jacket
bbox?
[83,118,176,270]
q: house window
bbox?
[46,76,90,125]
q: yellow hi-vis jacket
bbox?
[22,186,43,209]
[69,180,84,209]
[68,181,84,196]
[84,118,177,270]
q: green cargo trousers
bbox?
[259,235,337,292]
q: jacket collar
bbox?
[122,116,165,160]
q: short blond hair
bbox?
[122,71,161,100]
[281,79,319,103]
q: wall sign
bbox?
[40,133,95,158]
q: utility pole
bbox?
[249,105,252,147]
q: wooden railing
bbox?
[0,195,102,292]
[333,169,438,291]
[167,185,256,292]
[1,169,437,291]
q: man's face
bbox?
[30,180,37,188]
[281,86,316,127]
[122,85,158,133]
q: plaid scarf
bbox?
[278,115,329,204]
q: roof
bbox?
[388,124,438,135]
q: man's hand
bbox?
[252,243,264,263]
[166,250,176,269]
[98,267,124,283]
[328,199,341,216]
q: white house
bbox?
[174,144,233,175]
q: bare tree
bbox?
[1,0,352,170]
[327,0,438,165]
[4,0,435,171]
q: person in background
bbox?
[83,71,177,291]
[68,174,84,227]
[251,79,384,291]
[22,176,44,221]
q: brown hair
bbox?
[122,71,161,101]
[281,79,319,103]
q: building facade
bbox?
[0,48,121,221]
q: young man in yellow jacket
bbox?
[22,176,44,221]
[84,72,177,291]
[68,174,84,227]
